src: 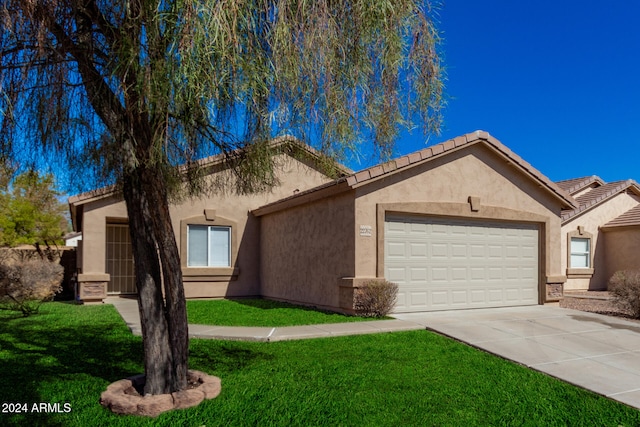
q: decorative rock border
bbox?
[100,370,221,417]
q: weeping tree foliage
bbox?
[0,0,444,396]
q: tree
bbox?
[0,1,443,395]
[0,171,68,247]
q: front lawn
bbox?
[186,298,379,326]
[2,303,640,426]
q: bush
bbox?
[354,280,398,318]
[608,270,640,318]
[0,259,63,316]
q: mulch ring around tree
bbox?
[100,370,221,417]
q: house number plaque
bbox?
[359,225,372,237]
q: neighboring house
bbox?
[63,232,82,247]
[69,131,576,313]
[557,176,640,291]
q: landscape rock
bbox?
[100,370,221,417]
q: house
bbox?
[556,176,640,291]
[69,131,576,312]
[68,137,348,302]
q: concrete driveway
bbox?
[394,305,640,410]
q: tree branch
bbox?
[34,3,128,141]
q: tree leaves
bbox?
[0,171,68,247]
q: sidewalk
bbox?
[106,297,425,342]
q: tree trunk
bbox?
[122,165,189,395]
[140,165,189,392]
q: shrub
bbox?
[608,270,640,318]
[0,259,63,316]
[354,280,398,318]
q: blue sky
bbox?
[49,2,638,192]
[390,1,640,183]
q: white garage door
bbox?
[385,215,539,312]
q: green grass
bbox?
[186,298,379,326]
[2,302,640,426]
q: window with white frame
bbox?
[570,237,590,268]
[187,225,231,267]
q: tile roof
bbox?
[68,135,351,206]
[254,130,577,216]
[561,180,640,223]
[602,204,640,228]
[344,130,574,206]
[555,175,604,195]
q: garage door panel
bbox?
[452,290,468,304]
[386,216,538,312]
[396,291,408,307]
[409,291,428,306]
[451,267,467,281]
[387,242,407,258]
[431,267,448,282]
[505,246,520,258]
[451,244,468,258]
[431,291,448,306]
[521,245,536,258]
[409,267,428,282]
[505,267,519,280]
[488,245,503,258]
[469,245,485,258]
[522,267,536,280]
[409,243,428,258]
[470,267,486,281]
[522,287,536,300]
[431,243,448,258]
[488,289,503,302]
[470,290,486,303]
[386,266,406,282]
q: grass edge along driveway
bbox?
[1,302,639,426]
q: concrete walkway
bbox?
[108,297,640,410]
[106,297,424,342]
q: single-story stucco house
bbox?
[556,176,640,291]
[68,130,638,313]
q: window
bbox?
[187,225,231,267]
[570,237,590,268]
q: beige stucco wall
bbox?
[258,143,568,311]
[79,195,128,277]
[259,191,355,310]
[602,227,640,283]
[352,144,566,302]
[75,153,333,298]
[561,193,640,291]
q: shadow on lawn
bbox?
[0,304,274,425]
[190,341,274,374]
[0,311,143,426]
